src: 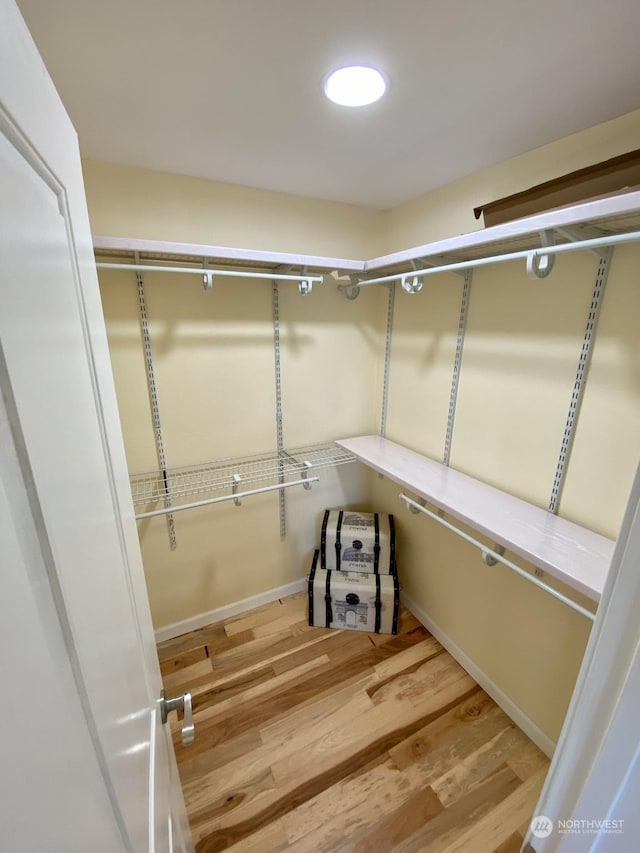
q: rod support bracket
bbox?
[301,461,313,490]
[298,265,312,295]
[481,544,505,566]
[232,473,242,506]
[202,259,213,291]
[526,230,556,279]
[407,496,426,514]
[401,258,426,294]
[342,273,362,300]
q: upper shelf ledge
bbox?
[364,188,640,273]
[336,435,614,602]
[92,234,365,273]
[94,189,640,280]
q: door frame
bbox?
[527,461,640,850]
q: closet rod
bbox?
[356,229,640,289]
[399,493,596,621]
[96,261,323,286]
[135,475,320,520]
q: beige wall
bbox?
[373,113,640,745]
[375,246,640,744]
[385,108,640,251]
[83,159,385,258]
[100,267,384,627]
[92,108,640,744]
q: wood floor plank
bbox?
[437,766,548,853]
[258,672,379,749]
[189,655,331,729]
[209,627,337,680]
[160,592,549,853]
[393,765,524,853]
[223,591,307,637]
[177,729,264,785]
[160,645,209,675]
[221,819,289,853]
[162,658,214,694]
[281,690,505,849]
[430,723,530,807]
[507,740,550,781]
[494,830,527,852]
[270,654,476,787]
[194,661,478,848]
[158,623,251,662]
[347,785,445,852]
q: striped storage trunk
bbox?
[320,509,396,574]
[308,551,399,635]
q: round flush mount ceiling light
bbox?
[323,65,388,107]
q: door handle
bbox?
[160,689,194,746]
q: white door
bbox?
[0,2,192,851]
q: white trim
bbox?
[154,578,307,642]
[401,590,556,759]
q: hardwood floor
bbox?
[158,592,549,852]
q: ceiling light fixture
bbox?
[323,65,388,107]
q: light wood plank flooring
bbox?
[158,592,548,852]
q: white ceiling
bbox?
[17,0,640,209]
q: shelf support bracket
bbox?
[554,226,610,258]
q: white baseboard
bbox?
[401,590,556,758]
[154,578,307,643]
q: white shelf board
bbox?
[365,189,640,272]
[337,435,614,601]
[93,234,364,273]
[93,190,640,280]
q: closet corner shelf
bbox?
[130,441,355,515]
[363,188,640,275]
[336,435,614,602]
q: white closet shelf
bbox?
[130,441,355,508]
[336,435,614,602]
[94,189,640,284]
[363,188,640,275]
[93,235,364,274]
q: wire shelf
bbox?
[130,441,355,508]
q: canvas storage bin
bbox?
[308,550,399,634]
[320,509,396,574]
